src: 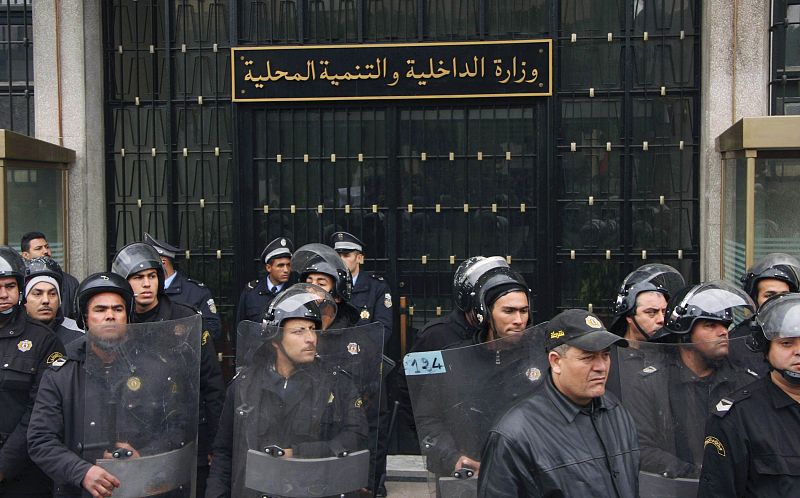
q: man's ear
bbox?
[548,351,561,375]
[357,253,365,265]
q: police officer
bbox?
[699,292,800,496]
[628,281,759,478]
[294,243,358,328]
[111,242,224,496]
[28,272,134,498]
[606,263,685,397]
[331,232,392,345]
[206,287,368,497]
[740,252,800,308]
[144,232,221,340]
[0,246,64,497]
[236,237,295,325]
[21,231,80,319]
[23,257,82,346]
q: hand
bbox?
[82,465,120,498]
[281,448,294,459]
[454,455,481,476]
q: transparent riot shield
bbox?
[616,336,762,498]
[233,321,384,497]
[82,314,202,498]
[404,323,549,498]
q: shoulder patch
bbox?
[50,357,68,369]
[47,351,64,364]
[247,279,259,289]
[384,293,392,309]
[202,331,211,346]
[713,388,752,417]
[641,365,658,376]
[704,436,726,456]
[206,298,217,314]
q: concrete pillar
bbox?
[32,0,105,280]
[700,0,770,281]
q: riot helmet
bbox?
[111,242,165,294]
[751,292,800,384]
[25,256,64,285]
[292,243,353,302]
[740,253,800,304]
[0,245,27,307]
[652,280,755,342]
[75,272,134,329]
[471,266,530,329]
[262,283,336,331]
[453,256,510,313]
[610,264,686,337]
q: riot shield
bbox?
[404,323,549,498]
[233,321,384,497]
[82,314,202,498]
[615,336,762,497]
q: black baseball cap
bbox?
[546,309,629,352]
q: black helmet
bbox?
[453,256,509,313]
[740,253,800,303]
[610,264,686,335]
[111,242,165,294]
[751,293,800,384]
[75,272,134,329]
[471,266,530,326]
[292,243,353,302]
[652,280,755,341]
[0,245,26,304]
[25,257,64,286]
[262,283,337,330]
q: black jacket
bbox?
[411,310,477,352]
[48,308,83,347]
[478,375,640,498]
[235,273,298,326]
[698,374,800,497]
[131,296,225,467]
[205,355,368,498]
[59,272,79,320]
[624,354,757,477]
[0,308,64,495]
[350,272,393,346]
[165,271,221,340]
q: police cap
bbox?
[331,231,364,253]
[143,232,180,260]
[261,237,294,264]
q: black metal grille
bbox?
[0,0,34,134]
[103,0,236,329]
[771,0,800,115]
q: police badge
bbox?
[17,340,33,352]
[347,342,361,355]
[525,367,542,382]
[360,309,371,320]
[384,293,392,308]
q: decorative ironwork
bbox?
[0,0,34,135]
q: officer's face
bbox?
[690,319,730,360]
[266,257,291,284]
[626,291,667,340]
[274,318,317,364]
[24,282,59,323]
[549,346,611,406]
[768,336,800,374]
[338,251,363,274]
[128,269,159,312]
[756,279,790,308]
[0,277,20,312]
[23,238,51,259]
[85,292,127,329]
[489,291,529,340]
[306,273,335,294]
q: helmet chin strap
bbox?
[631,317,654,341]
[780,368,800,386]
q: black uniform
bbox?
[165,271,221,340]
[48,309,83,348]
[350,272,392,346]
[478,376,640,498]
[235,275,296,325]
[625,355,757,477]
[411,310,477,352]
[698,375,800,497]
[59,272,79,320]
[0,309,64,497]
[131,295,225,496]
[205,358,368,498]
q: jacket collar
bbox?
[0,307,26,336]
[767,374,800,410]
[545,372,613,423]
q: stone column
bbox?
[33,0,105,279]
[700,0,770,280]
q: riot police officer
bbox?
[21,231,80,319]
[236,237,295,325]
[330,232,393,345]
[206,287,369,498]
[27,272,133,498]
[144,232,221,340]
[112,242,224,496]
[0,246,64,497]
[740,252,800,308]
[627,281,759,478]
[23,257,83,346]
[606,263,685,397]
[293,243,358,328]
[699,292,800,496]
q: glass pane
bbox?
[722,157,747,284]
[754,157,800,258]
[6,168,66,266]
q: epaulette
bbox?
[247,279,259,289]
[370,273,385,281]
[713,388,752,417]
[639,365,659,377]
[186,277,206,288]
[746,368,759,377]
